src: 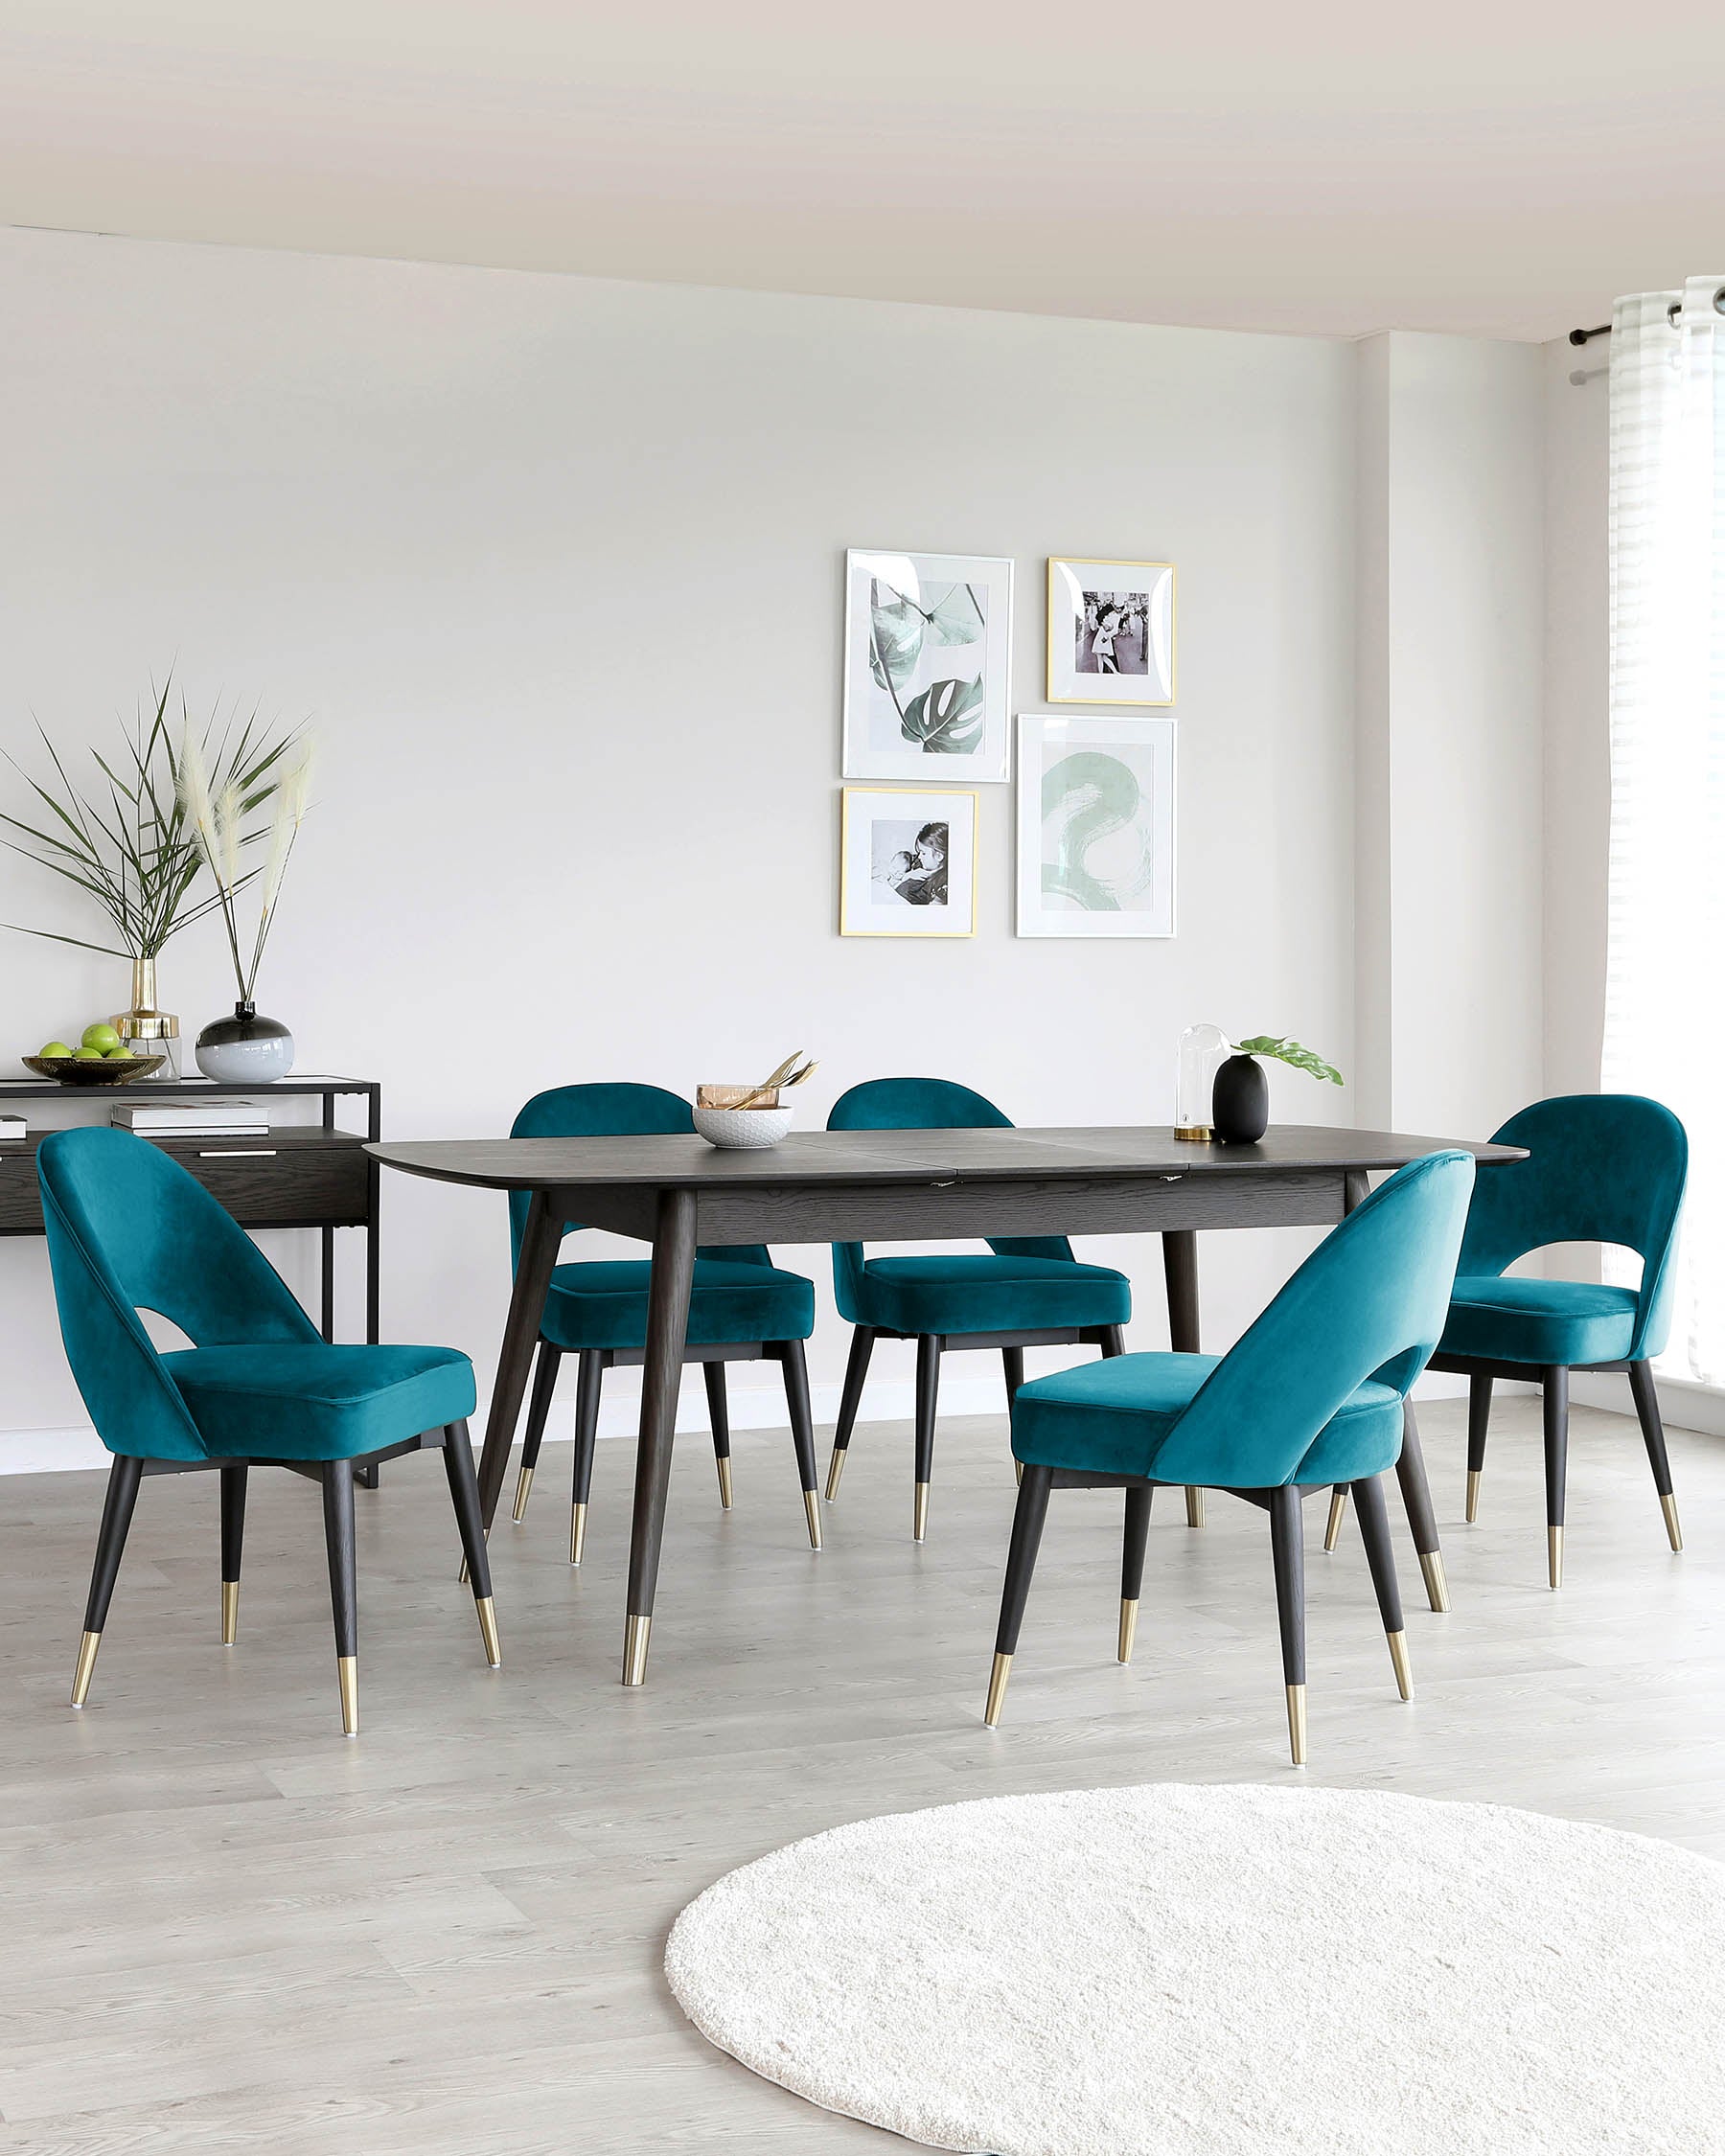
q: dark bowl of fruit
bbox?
[25,1024,166,1086]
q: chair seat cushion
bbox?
[1012,1351,1404,1486]
[539,1258,816,1353]
[1438,1276,1639,1367]
[162,1343,476,1462]
[850,1254,1130,1339]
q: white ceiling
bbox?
[3,2,1721,341]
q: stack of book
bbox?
[0,1113,26,1149]
[112,1101,270,1139]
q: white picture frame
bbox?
[840,785,978,937]
[842,548,1013,782]
[1015,714,1175,938]
[1046,558,1176,705]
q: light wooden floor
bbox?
[0,1392,1720,2152]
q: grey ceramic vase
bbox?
[195,1001,295,1084]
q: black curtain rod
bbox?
[1571,287,1725,345]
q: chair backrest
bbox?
[1148,1150,1475,1489]
[825,1078,1072,1315]
[37,1127,322,1459]
[507,1082,770,1268]
[1458,1094,1687,1362]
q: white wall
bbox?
[0,226,1548,1462]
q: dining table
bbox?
[369,1122,1526,1686]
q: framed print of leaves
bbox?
[842,549,1013,782]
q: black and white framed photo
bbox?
[842,549,1013,782]
[1015,714,1174,937]
[1046,558,1175,705]
[840,785,978,937]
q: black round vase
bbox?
[1211,1054,1270,1144]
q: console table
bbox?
[0,1074,380,1344]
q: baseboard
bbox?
[0,1372,1011,1475]
[1571,1369,1725,1438]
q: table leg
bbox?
[1162,1230,1205,1527]
[474,1190,564,1530]
[624,1187,699,1686]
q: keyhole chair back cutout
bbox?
[1427,1093,1689,1586]
[985,1148,1475,1764]
[823,1077,1131,1542]
[504,1083,821,1560]
[37,1126,494,1736]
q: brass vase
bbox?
[110,957,181,1079]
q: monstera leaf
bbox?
[923,582,985,646]
[902,675,984,753]
[869,580,925,695]
[1233,1035,1345,1086]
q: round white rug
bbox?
[665,1782,1725,2155]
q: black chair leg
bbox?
[1268,1485,1307,1765]
[913,1334,941,1543]
[1351,1474,1412,1699]
[825,1325,876,1500]
[1629,1360,1682,1551]
[984,1462,1053,1726]
[1465,1373,1492,1523]
[1543,1365,1570,1589]
[512,1340,562,1523]
[321,1461,359,1735]
[1002,1344,1026,1486]
[1119,1483,1152,1663]
[219,1463,247,1645]
[703,1361,733,1510]
[444,1420,501,1668]
[1099,1324,1126,1358]
[71,1454,143,1708]
[777,1340,822,1549]
[569,1349,603,1566]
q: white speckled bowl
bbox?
[692,1105,795,1150]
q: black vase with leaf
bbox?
[1212,1036,1344,1144]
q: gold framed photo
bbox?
[1046,559,1175,705]
[840,785,978,937]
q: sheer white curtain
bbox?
[1604,276,1725,1381]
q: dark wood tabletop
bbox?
[367,1123,1526,1190]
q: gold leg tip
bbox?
[1185,1488,1206,1528]
[457,1556,470,1587]
[1548,1525,1564,1590]
[569,1501,587,1567]
[1661,1492,1683,1552]
[824,1448,847,1501]
[803,1488,823,1550]
[716,1456,733,1510]
[984,1651,1012,1727]
[1323,1489,1348,1551]
[1419,1549,1450,1614]
[1013,1459,1024,1487]
[220,1579,240,1645]
[1285,1683,1308,1767]
[337,1655,358,1736]
[1465,1468,1482,1524]
[70,1630,102,1709]
[622,1613,652,1687]
[511,1463,535,1523]
[1387,1629,1414,1700]
[1117,1597,1138,1664]
[913,1481,930,1543]
[475,1594,501,1667]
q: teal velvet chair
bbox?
[824,1078,1131,1541]
[37,1127,494,1736]
[506,1084,822,1560]
[1427,1094,1688,1587]
[985,1149,1474,1763]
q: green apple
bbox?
[80,1021,122,1055]
[73,1046,104,1061]
[38,1041,75,1059]
[104,1042,133,1058]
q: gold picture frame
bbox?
[1046,558,1176,705]
[840,785,978,937]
